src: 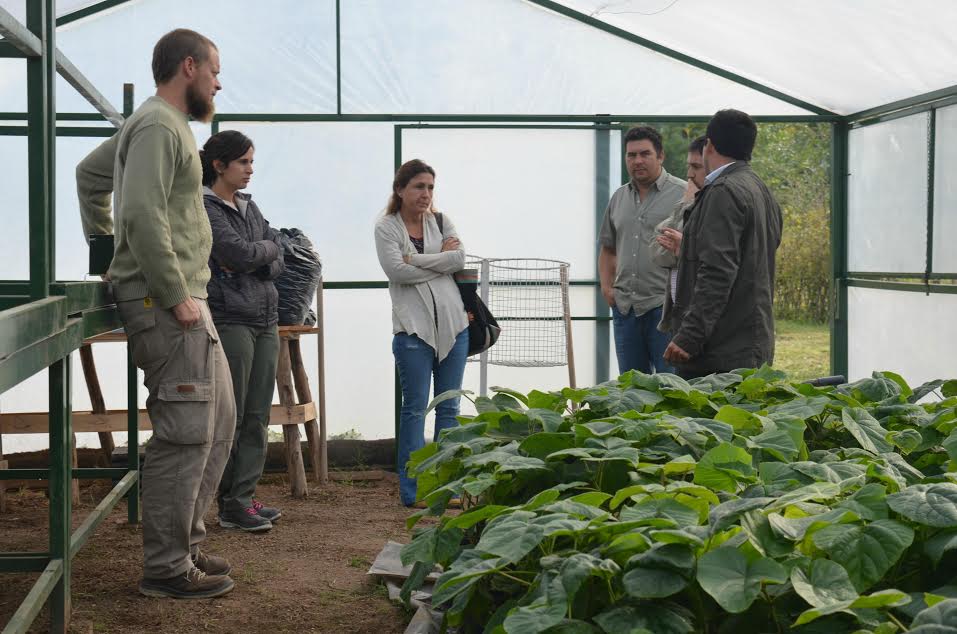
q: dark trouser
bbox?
[215,323,280,513]
[117,298,236,580]
[612,305,674,375]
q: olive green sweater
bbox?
[76,96,211,308]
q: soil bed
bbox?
[0,474,416,633]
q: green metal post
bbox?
[829,121,849,378]
[48,355,73,632]
[594,127,610,383]
[26,0,56,300]
[393,125,402,471]
[335,0,341,115]
[925,109,936,285]
[127,348,140,523]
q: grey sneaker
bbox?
[219,506,273,533]
[139,567,234,599]
[192,550,231,576]
[252,499,282,522]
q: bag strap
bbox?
[435,212,444,235]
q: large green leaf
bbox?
[790,559,858,608]
[476,513,546,563]
[708,497,775,534]
[693,442,755,493]
[767,482,841,512]
[793,589,911,626]
[584,387,663,415]
[924,529,957,565]
[886,484,957,528]
[767,507,856,542]
[502,573,567,634]
[837,483,890,521]
[842,408,894,454]
[432,550,507,606]
[697,547,788,613]
[525,408,566,433]
[619,498,700,527]
[910,598,957,633]
[812,520,915,591]
[714,405,764,434]
[622,544,694,599]
[593,605,693,634]
[747,428,800,461]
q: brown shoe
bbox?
[139,567,234,599]
[192,550,231,576]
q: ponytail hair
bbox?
[200,130,254,187]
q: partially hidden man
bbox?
[665,109,784,378]
[76,29,237,599]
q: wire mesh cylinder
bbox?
[467,257,571,368]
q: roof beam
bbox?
[0,4,122,127]
[54,50,123,126]
[524,0,837,117]
[0,5,42,57]
[848,84,957,124]
[57,0,136,27]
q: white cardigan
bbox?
[374,212,468,361]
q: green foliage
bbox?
[400,372,957,633]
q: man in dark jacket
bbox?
[664,109,783,378]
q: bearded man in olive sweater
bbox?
[76,29,237,600]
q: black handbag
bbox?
[436,214,501,357]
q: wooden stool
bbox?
[0,285,328,499]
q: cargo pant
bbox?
[215,323,279,513]
[117,297,236,580]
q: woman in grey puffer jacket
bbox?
[201,130,284,533]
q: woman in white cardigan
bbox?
[374,159,469,507]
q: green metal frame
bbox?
[0,4,136,633]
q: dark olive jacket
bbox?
[671,162,783,377]
[204,190,284,328]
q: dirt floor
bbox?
[0,474,421,633]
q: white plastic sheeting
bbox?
[847,286,957,386]
[558,0,957,115]
[1,0,339,114]
[933,104,957,274]
[847,113,928,273]
[400,127,597,276]
[338,0,807,115]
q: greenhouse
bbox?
[1,0,956,632]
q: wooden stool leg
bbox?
[316,283,328,483]
[79,345,115,466]
[276,339,308,498]
[71,434,80,505]
[0,434,7,513]
[288,339,324,484]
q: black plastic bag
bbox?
[274,228,322,326]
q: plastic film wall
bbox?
[847,113,928,274]
[847,287,957,386]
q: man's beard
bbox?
[186,83,215,122]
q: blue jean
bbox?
[392,329,469,506]
[612,305,673,375]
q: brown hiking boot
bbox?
[192,550,231,576]
[139,567,234,599]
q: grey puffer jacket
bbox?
[204,188,284,328]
